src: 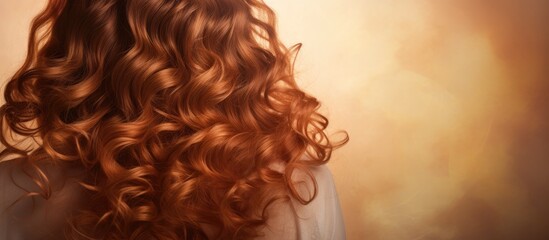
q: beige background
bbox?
[2,0,549,239]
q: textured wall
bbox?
[2,0,549,239]
[267,0,549,239]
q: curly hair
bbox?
[0,0,349,239]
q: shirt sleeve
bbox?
[257,164,347,240]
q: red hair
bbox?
[0,0,349,239]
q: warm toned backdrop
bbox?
[1,0,548,239]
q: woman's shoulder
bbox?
[256,164,346,240]
[0,159,86,239]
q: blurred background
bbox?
[1,0,548,239]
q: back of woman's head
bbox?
[0,0,348,239]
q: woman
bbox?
[0,0,349,239]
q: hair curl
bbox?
[0,0,349,239]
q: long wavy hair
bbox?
[0,0,349,239]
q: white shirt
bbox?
[0,160,346,239]
[257,164,346,240]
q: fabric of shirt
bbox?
[0,160,345,240]
[256,164,347,240]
